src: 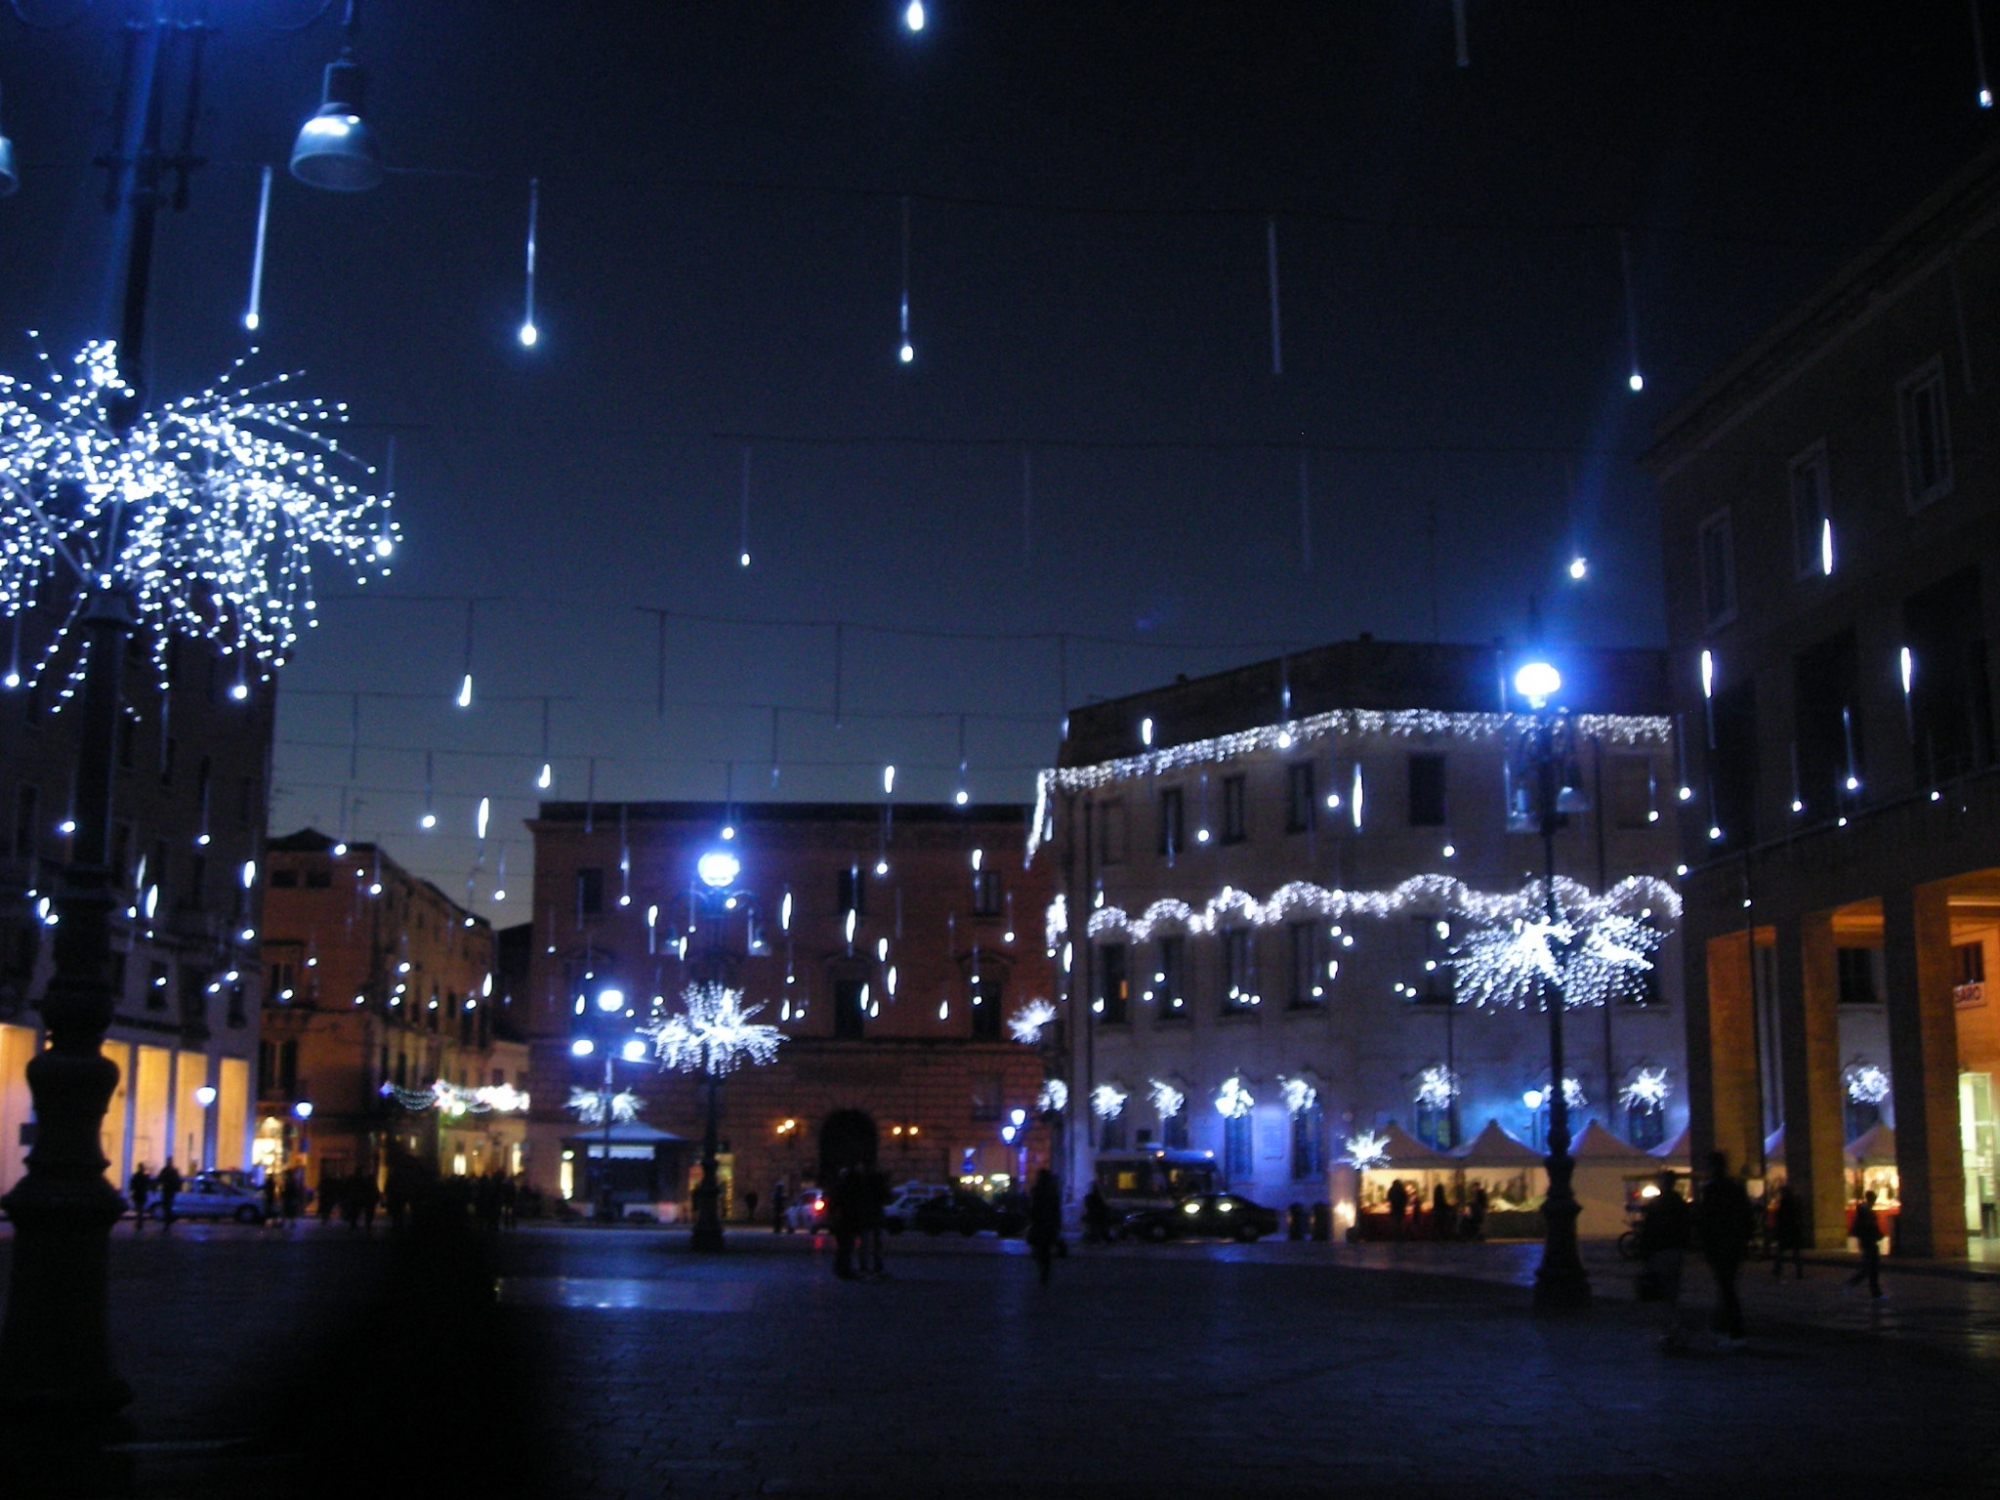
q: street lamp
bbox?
[0,1,387,1418]
[1510,660,1592,1311]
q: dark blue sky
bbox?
[0,1,1989,920]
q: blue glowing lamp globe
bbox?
[1513,661,1561,707]
[697,850,741,889]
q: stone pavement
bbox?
[4,1222,1998,1497]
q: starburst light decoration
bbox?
[646,982,786,1076]
[1845,1063,1891,1105]
[0,340,397,685]
[1037,1078,1069,1114]
[1090,1082,1128,1119]
[1449,898,1662,1010]
[380,1080,530,1115]
[1279,1077,1318,1116]
[1008,997,1058,1045]
[567,1086,643,1125]
[1214,1075,1254,1119]
[1342,1130,1390,1169]
[1413,1066,1460,1110]
[1148,1078,1185,1120]
[1618,1067,1671,1113]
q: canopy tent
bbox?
[1369,1123,1450,1171]
[1453,1118,1543,1168]
[1654,1124,1694,1162]
[1845,1121,1897,1166]
[1572,1120,1657,1165]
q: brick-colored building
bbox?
[1648,145,2000,1257]
[522,802,1055,1215]
[0,623,273,1195]
[258,829,528,1194]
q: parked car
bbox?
[911,1187,1028,1238]
[149,1170,268,1224]
[1120,1192,1279,1244]
[883,1182,950,1233]
[783,1186,830,1231]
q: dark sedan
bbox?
[911,1187,1028,1238]
[1120,1193,1279,1244]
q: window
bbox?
[833,979,867,1039]
[837,865,866,918]
[1285,762,1316,833]
[1413,915,1453,1004]
[1845,1095,1882,1142]
[971,1073,1003,1121]
[1156,935,1187,1019]
[1163,1110,1189,1149]
[1699,509,1736,628]
[1098,944,1129,1024]
[971,870,1002,916]
[1793,631,1859,822]
[1156,788,1183,858]
[1957,941,1987,987]
[110,823,132,890]
[1904,568,1994,782]
[1836,947,1882,1006]
[149,839,169,901]
[1291,1101,1324,1179]
[1627,1103,1666,1151]
[1287,923,1324,1007]
[1220,775,1247,843]
[305,865,331,889]
[969,957,1004,1040]
[1221,929,1255,1011]
[1100,1111,1128,1151]
[1407,753,1447,827]
[1415,1096,1456,1151]
[575,867,603,918]
[11,784,36,860]
[1789,442,1830,578]
[1223,1113,1252,1185]
[1899,358,1952,509]
[1709,679,1759,851]
[270,867,298,889]
[185,855,206,907]
[268,957,299,1003]
[179,967,208,1025]
[1607,756,1658,831]
[1096,799,1128,865]
[226,981,248,1028]
[116,715,136,770]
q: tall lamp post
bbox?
[1512,660,1592,1312]
[0,2,387,1417]
[568,983,647,1222]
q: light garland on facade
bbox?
[1450,908,1662,1010]
[1029,709,1672,858]
[379,1080,530,1115]
[1342,1129,1390,1169]
[1067,874,1677,946]
[1148,1078,1185,1120]
[1279,1077,1317,1117]
[646,982,787,1076]
[1037,1078,1069,1114]
[1413,1065,1460,1110]
[567,1086,642,1125]
[1214,1075,1254,1119]
[1845,1063,1891,1105]
[1618,1067,1671,1113]
[0,341,397,683]
[1090,1082,1128,1119]
[1008,998,1058,1045]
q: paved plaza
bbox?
[5,1222,1999,1497]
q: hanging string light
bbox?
[954,714,970,805]
[536,697,554,792]
[1619,230,1644,392]
[1265,217,1283,377]
[492,842,507,903]
[519,177,540,347]
[1297,451,1312,573]
[476,795,490,842]
[897,195,915,364]
[243,164,273,333]
[738,446,752,568]
[456,598,476,709]
[903,0,925,32]
[1977,0,1995,108]
[419,751,437,830]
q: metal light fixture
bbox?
[290,52,383,192]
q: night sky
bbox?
[0,2,1990,923]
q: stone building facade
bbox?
[1040,639,1685,1233]
[0,625,273,1195]
[258,829,527,1194]
[1647,145,2000,1257]
[522,801,1054,1213]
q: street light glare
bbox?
[596,987,626,1013]
[622,1038,649,1062]
[571,1037,595,1057]
[904,0,925,30]
[697,850,741,889]
[1568,556,1587,581]
[1513,661,1560,704]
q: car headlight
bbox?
[1183,1202,1200,1215]
[1219,1202,1234,1212]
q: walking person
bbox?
[261,1168,278,1227]
[1694,1151,1756,1347]
[1848,1188,1886,1300]
[128,1164,152,1234]
[1386,1178,1410,1241]
[1635,1169,1694,1349]
[829,1167,861,1280]
[1026,1168,1063,1285]
[1430,1182,1451,1242]
[1771,1184,1807,1280]
[743,1189,759,1229]
[1082,1182,1113,1245]
[155,1158,182,1232]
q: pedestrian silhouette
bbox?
[1771,1184,1807,1280]
[1694,1151,1755,1345]
[1027,1168,1063,1285]
[1848,1188,1885,1299]
[1636,1169,1694,1348]
[128,1164,152,1233]
[1431,1182,1451,1241]
[156,1158,182,1231]
[1387,1178,1410,1240]
[829,1167,862,1279]
[772,1179,790,1234]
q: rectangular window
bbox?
[185,855,206,907]
[833,979,867,1039]
[179,967,209,1025]
[1904,567,1994,782]
[1415,1098,1457,1151]
[110,823,132,890]
[1096,800,1128,866]
[1607,756,1658,831]
[1627,1104,1667,1151]
[1220,775,1247,843]
[971,1073,1003,1121]
[1290,1103,1324,1179]
[227,981,248,1028]
[1223,1113,1252,1184]
[1836,947,1882,1006]
[1285,762,1316,833]
[1790,442,1830,578]
[11,784,36,860]
[971,870,1002,917]
[1408,753,1447,827]
[1098,944,1129,1025]
[270,868,299,889]
[1157,935,1187,1019]
[1163,1110,1189,1150]
[1793,630,1859,822]
[1699,508,1736,629]
[1709,679,1759,852]
[1415,914,1454,1004]
[1900,359,1953,509]
[575,867,604,918]
[1956,941,1987,987]
[305,866,332,889]
[969,956,1004,1040]
[1221,929,1255,1012]
[1100,1112,1128,1151]
[837,866,866,919]
[1288,923,1323,1007]
[116,715,136,770]
[1156,788,1183,858]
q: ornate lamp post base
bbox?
[1531,1170,1592,1313]
[689,1073,725,1252]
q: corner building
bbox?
[1040,640,1685,1232]
[523,802,1055,1212]
[1648,146,2000,1257]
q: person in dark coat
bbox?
[1636,1170,1695,1346]
[1430,1182,1451,1241]
[829,1167,862,1280]
[862,1168,890,1276]
[1848,1188,1885,1299]
[1694,1151,1756,1344]
[128,1165,152,1233]
[280,1166,306,1225]
[1466,1183,1489,1240]
[356,1170,381,1232]
[771,1180,790,1234]
[1386,1178,1410,1240]
[1026,1169,1063,1285]
[155,1158,182,1231]
[1771,1184,1807,1280]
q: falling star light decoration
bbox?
[1413,1065,1460,1110]
[1449,905,1660,1009]
[1007,997,1058,1045]
[897,195,916,364]
[243,164,273,334]
[1279,1076,1317,1116]
[1037,1078,1068,1114]
[1618,1067,1671,1113]
[1619,230,1644,392]
[0,341,397,686]
[567,1086,642,1125]
[519,176,540,347]
[1214,1075,1254,1119]
[1977,0,1995,108]
[1148,1078,1185,1120]
[1090,1082,1127,1119]
[1342,1130,1390,1170]
[646,982,786,1076]
[1845,1062,1891,1105]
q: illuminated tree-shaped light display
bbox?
[1148,1078,1186,1120]
[1617,1067,1671,1114]
[1090,1082,1128,1119]
[0,341,398,684]
[1413,1065,1460,1110]
[1845,1062,1891,1106]
[567,1086,642,1125]
[1008,997,1058,1045]
[1214,1075,1255,1118]
[1037,1078,1069,1114]
[1449,889,1662,1010]
[1279,1076,1318,1116]
[646,982,785,1076]
[1342,1130,1391,1169]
